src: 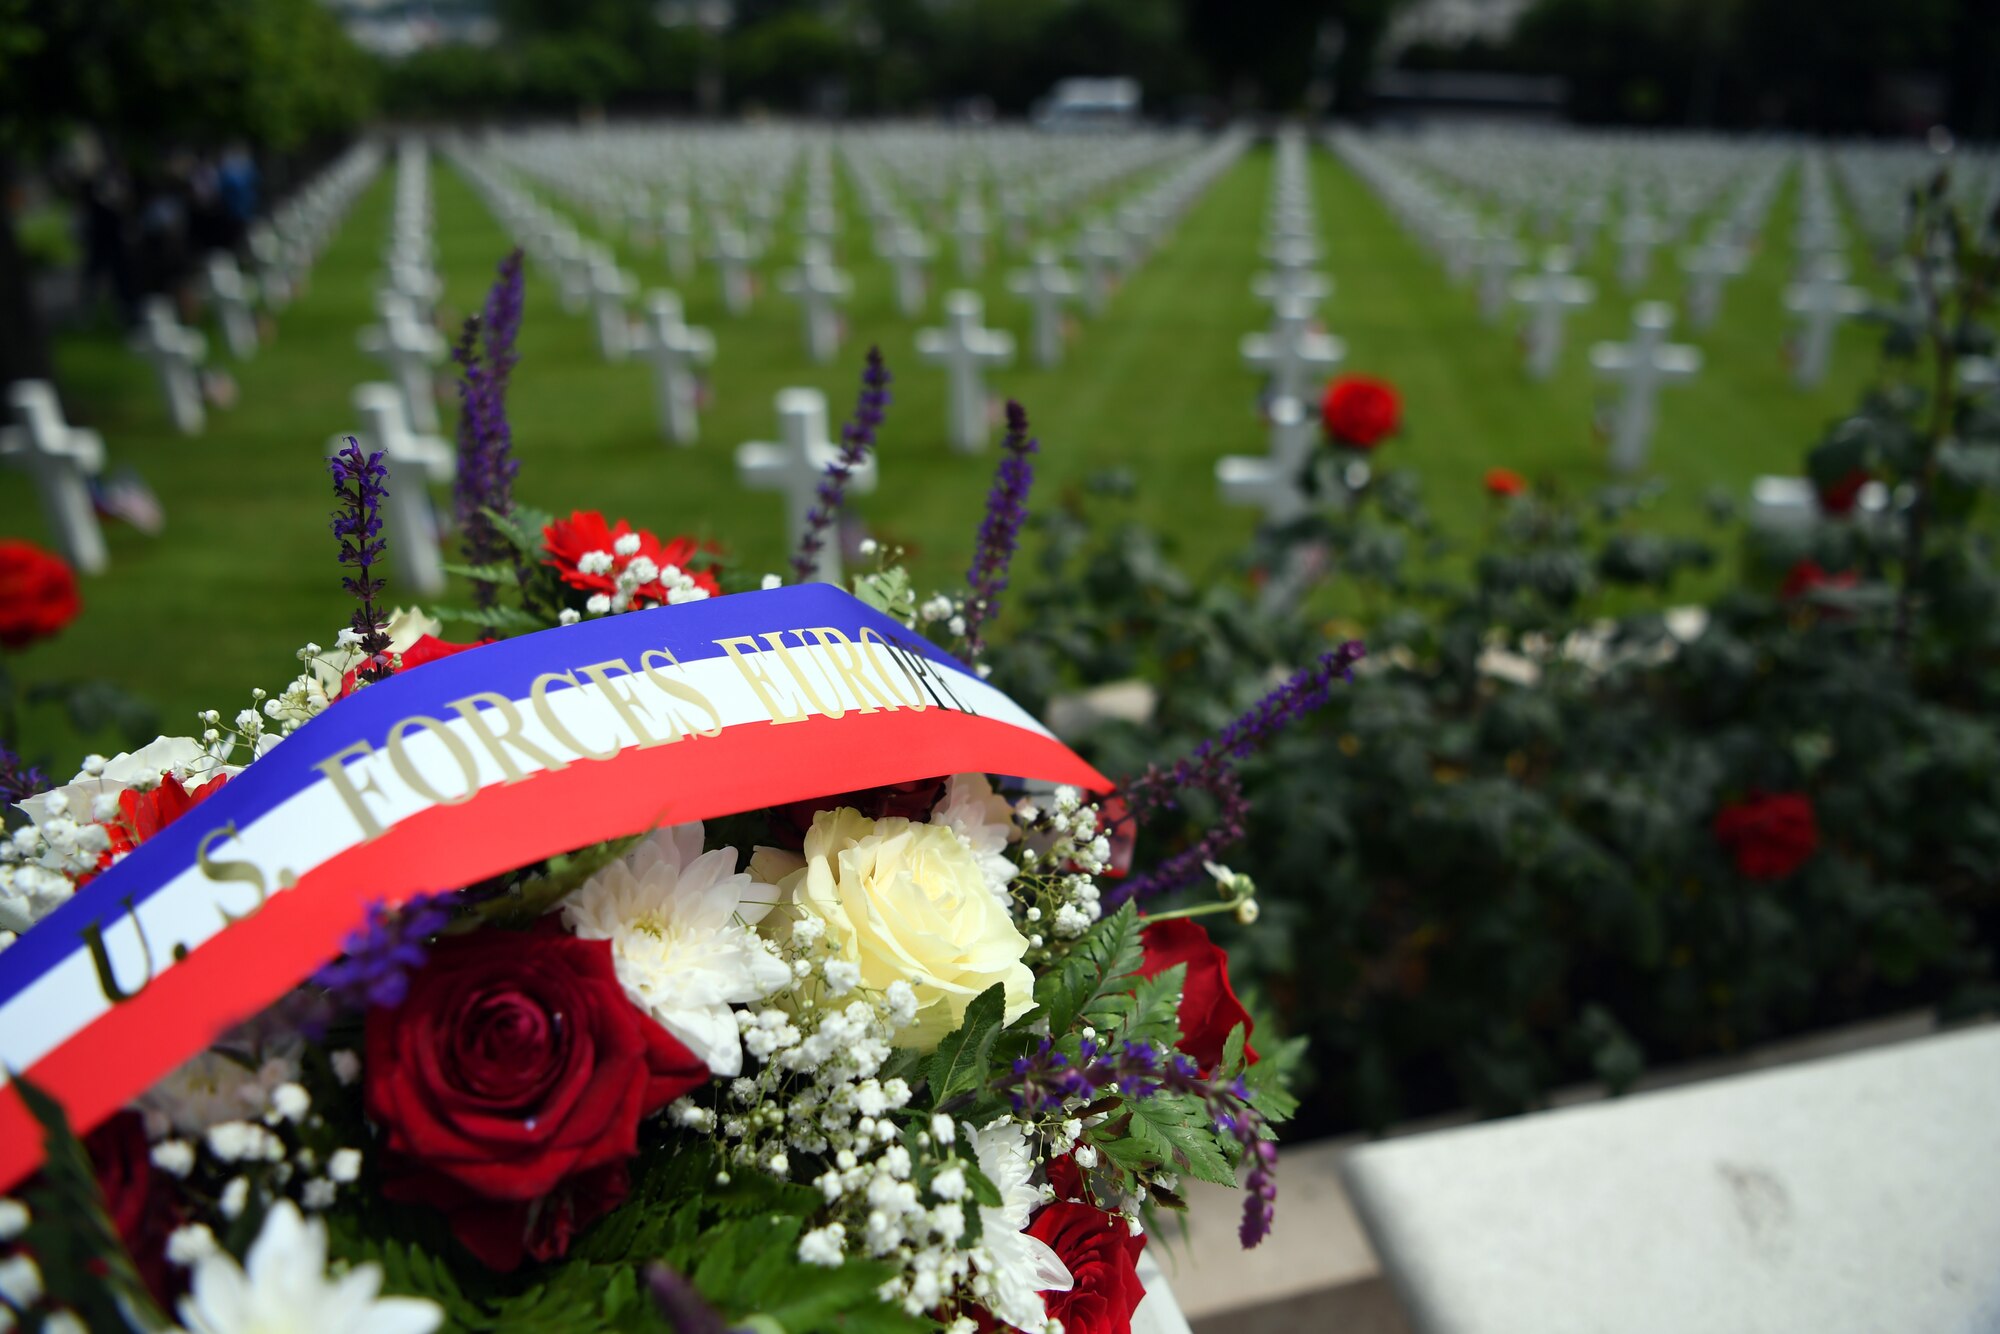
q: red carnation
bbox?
[1320,375,1401,449]
[1779,560,1858,603]
[1817,468,1870,515]
[542,511,720,609]
[1136,918,1258,1073]
[1713,792,1819,881]
[1484,467,1527,497]
[1024,1203,1147,1334]
[0,540,81,648]
[364,931,709,1271]
[79,773,230,885]
[85,1110,183,1306]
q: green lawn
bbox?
[2,138,1887,764]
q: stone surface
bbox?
[1340,1024,2000,1334]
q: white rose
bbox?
[781,809,1033,1050]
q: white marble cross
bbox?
[1681,237,1747,332]
[1477,235,1524,324]
[1748,474,1891,537]
[1242,299,1345,402]
[635,290,715,447]
[778,249,851,366]
[1569,195,1607,259]
[1785,267,1871,388]
[1008,246,1078,369]
[1074,223,1124,315]
[1252,266,1332,313]
[205,252,259,360]
[1591,301,1702,474]
[551,232,591,314]
[1216,394,1317,526]
[918,290,1016,454]
[1510,248,1595,381]
[387,258,442,328]
[953,194,988,278]
[247,224,294,310]
[659,199,697,281]
[1616,212,1664,291]
[0,380,108,574]
[882,224,933,319]
[358,296,445,435]
[735,387,878,585]
[711,226,757,317]
[329,383,455,596]
[131,297,208,435]
[587,257,637,362]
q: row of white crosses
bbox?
[246,140,385,314]
[1,381,109,574]
[1222,130,1343,535]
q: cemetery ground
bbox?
[3,142,1889,759]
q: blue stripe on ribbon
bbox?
[0,586,974,1010]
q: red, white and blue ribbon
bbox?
[0,584,1108,1190]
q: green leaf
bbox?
[440,560,523,585]
[427,603,547,633]
[1035,903,1145,1037]
[1240,1035,1307,1125]
[852,566,915,620]
[1099,1092,1237,1187]
[926,983,1008,1106]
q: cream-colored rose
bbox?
[781,808,1033,1050]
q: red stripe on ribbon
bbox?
[0,708,1107,1191]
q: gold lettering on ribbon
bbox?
[198,822,270,924]
[577,659,678,748]
[448,691,571,782]
[81,895,155,1004]
[530,670,620,761]
[857,627,930,710]
[313,740,388,841]
[716,635,810,723]
[640,648,724,738]
[759,631,846,720]
[386,715,482,805]
[799,627,899,713]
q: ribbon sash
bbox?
[0,585,1107,1190]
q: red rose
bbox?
[85,1110,182,1306]
[1779,560,1858,602]
[542,511,721,608]
[0,540,81,648]
[1320,375,1401,449]
[1484,467,1527,497]
[364,931,708,1271]
[1136,918,1258,1073]
[1046,1154,1088,1202]
[767,777,946,849]
[1025,1203,1147,1334]
[80,773,230,885]
[1817,468,1870,515]
[334,633,483,700]
[1713,792,1819,881]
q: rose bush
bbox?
[0,540,80,649]
[1320,375,1401,449]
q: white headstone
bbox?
[735,387,879,585]
[587,258,637,362]
[1748,474,1893,536]
[1785,267,1871,388]
[0,381,108,574]
[1216,395,1317,526]
[1511,248,1596,381]
[1008,246,1078,369]
[205,252,259,360]
[953,194,988,278]
[711,226,756,317]
[1681,237,1748,332]
[635,291,715,447]
[330,384,455,596]
[918,291,1017,454]
[1478,235,1525,324]
[883,225,933,319]
[1242,300,1345,402]
[659,199,697,281]
[778,252,851,366]
[1617,212,1664,291]
[358,298,445,436]
[131,297,207,435]
[1591,301,1702,474]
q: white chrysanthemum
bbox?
[177,1200,440,1334]
[970,1120,1072,1332]
[931,774,1020,907]
[563,823,790,1076]
[138,1043,302,1139]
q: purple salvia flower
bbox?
[0,742,46,805]
[792,347,892,582]
[962,399,1037,660]
[452,250,526,606]
[311,893,452,1012]
[327,438,392,680]
[1111,768,1248,905]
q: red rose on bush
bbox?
[365,931,709,1271]
[1779,559,1858,603]
[1137,918,1258,1073]
[542,511,720,607]
[1713,792,1819,881]
[1817,468,1870,515]
[0,539,80,648]
[1320,375,1401,449]
[85,1110,182,1305]
[1484,467,1527,497]
[1025,1203,1147,1334]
